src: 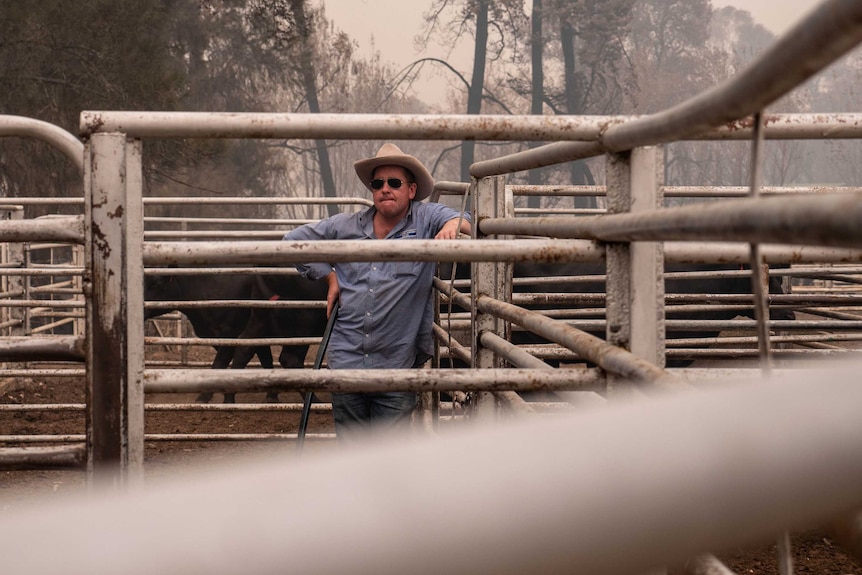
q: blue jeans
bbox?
[331,353,428,442]
[331,391,417,442]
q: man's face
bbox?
[371,165,416,221]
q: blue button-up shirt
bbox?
[283,201,471,370]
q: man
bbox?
[283,143,472,441]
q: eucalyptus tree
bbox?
[810,48,862,187]
[706,6,810,189]
[248,0,406,216]
[525,0,544,204]
[623,0,719,191]
[157,0,280,222]
[0,0,185,213]
[527,0,636,208]
[0,0,285,217]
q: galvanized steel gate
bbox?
[2,1,862,572]
[76,0,862,488]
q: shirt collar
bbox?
[359,201,416,238]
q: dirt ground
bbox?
[1,347,860,574]
[0,345,340,503]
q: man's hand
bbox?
[435,217,471,240]
[324,270,340,318]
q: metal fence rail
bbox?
[2,1,862,571]
[479,192,862,247]
[3,366,862,575]
[471,0,862,177]
[0,115,83,174]
[76,0,862,494]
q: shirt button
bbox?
[366,312,371,316]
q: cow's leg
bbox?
[254,345,275,404]
[224,345,274,403]
[254,346,280,403]
[197,346,235,404]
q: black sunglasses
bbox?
[370,178,410,190]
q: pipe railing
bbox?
[0,445,86,471]
[143,196,372,206]
[78,111,862,142]
[534,185,862,197]
[0,336,85,362]
[145,299,325,310]
[143,238,606,266]
[144,367,604,395]
[433,318,862,333]
[0,115,83,174]
[2,0,860,541]
[4,367,862,575]
[0,196,374,208]
[0,216,84,244]
[144,335,321,348]
[470,0,862,177]
[435,278,680,387]
[479,192,862,248]
[139,238,862,268]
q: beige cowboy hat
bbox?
[354,143,435,202]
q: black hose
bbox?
[297,296,338,453]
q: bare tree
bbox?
[525,0,544,208]
[249,0,341,215]
[553,0,636,207]
[419,0,527,183]
[463,0,490,183]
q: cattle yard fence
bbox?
[2,0,862,572]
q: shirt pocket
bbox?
[392,261,421,277]
[335,262,363,286]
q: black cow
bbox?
[144,272,328,403]
[510,261,795,368]
[228,273,329,393]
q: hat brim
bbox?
[354,152,434,202]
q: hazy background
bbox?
[2,0,859,214]
[323,0,823,104]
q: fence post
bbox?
[1,206,24,339]
[471,175,511,418]
[73,244,84,336]
[605,146,665,397]
[85,133,145,490]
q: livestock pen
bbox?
[3,0,862,573]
